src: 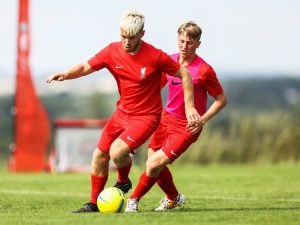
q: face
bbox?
[178,32,200,59]
[120,30,144,54]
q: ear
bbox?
[140,30,145,38]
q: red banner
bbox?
[8,0,50,172]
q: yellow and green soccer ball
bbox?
[97,187,127,213]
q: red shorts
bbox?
[148,111,201,162]
[98,108,161,154]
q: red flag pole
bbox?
[9,0,50,172]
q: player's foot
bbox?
[154,193,185,211]
[72,202,99,213]
[125,198,139,212]
[114,179,132,194]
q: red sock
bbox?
[116,161,132,183]
[130,171,157,200]
[90,174,108,204]
[157,166,179,200]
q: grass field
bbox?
[0,164,299,225]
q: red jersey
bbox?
[88,41,180,115]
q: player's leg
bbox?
[153,113,202,210]
[147,116,181,201]
[153,136,195,211]
[147,146,183,211]
[148,148,178,199]
[111,113,161,194]
[73,148,110,213]
[125,120,166,212]
[89,149,110,202]
[152,146,188,211]
[154,141,200,211]
[146,149,171,176]
[148,148,179,200]
[125,150,170,212]
[110,138,133,193]
[73,111,124,213]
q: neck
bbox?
[179,54,196,66]
[129,40,142,55]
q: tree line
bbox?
[1,77,299,164]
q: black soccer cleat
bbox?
[72,202,99,213]
[114,179,132,194]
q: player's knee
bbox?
[94,148,109,164]
[110,147,125,164]
[146,158,162,176]
[110,150,120,163]
[110,140,130,163]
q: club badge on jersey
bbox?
[140,67,146,79]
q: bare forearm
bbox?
[202,94,227,124]
[181,73,195,108]
[174,66,200,126]
[175,66,194,107]
[46,62,94,83]
[63,63,93,80]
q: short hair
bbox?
[178,21,202,41]
[120,10,145,37]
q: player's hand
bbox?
[46,72,66,83]
[186,119,204,135]
[185,106,204,135]
[185,106,201,127]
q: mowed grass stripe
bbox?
[1,164,300,225]
[1,189,300,202]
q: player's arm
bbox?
[187,93,227,135]
[200,67,228,124]
[202,92,227,123]
[46,62,95,83]
[174,66,201,125]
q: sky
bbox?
[1,0,300,84]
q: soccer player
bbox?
[125,21,227,212]
[46,11,200,213]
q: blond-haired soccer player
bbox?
[47,12,200,213]
[125,21,227,212]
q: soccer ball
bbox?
[97,187,127,213]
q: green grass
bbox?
[0,164,299,225]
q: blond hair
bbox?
[178,21,202,41]
[120,10,145,37]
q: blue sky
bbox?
[1,0,300,78]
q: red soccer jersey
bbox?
[88,41,180,115]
